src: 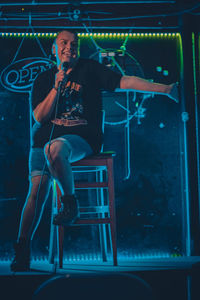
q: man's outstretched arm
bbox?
[120,75,179,103]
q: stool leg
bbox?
[48,181,57,264]
[97,170,108,262]
[55,183,65,269]
[58,226,64,268]
[107,158,117,266]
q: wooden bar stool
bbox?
[48,152,118,267]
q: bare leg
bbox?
[44,140,75,196]
[10,175,51,271]
[44,140,80,226]
[18,174,51,242]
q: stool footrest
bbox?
[75,182,108,189]
[72,218,111,225]
[80,206,109,213]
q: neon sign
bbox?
[0,57,54,93]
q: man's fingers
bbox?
[55,71,65,84]
[169,82,179,103]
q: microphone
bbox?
[59,62,70,90]
[58,58,79,91]
[62,61,70,72]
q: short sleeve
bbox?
[89,59,122,91]
[31,68,55,111]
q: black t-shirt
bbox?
[31,58,122,153]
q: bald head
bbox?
[52,30,79,67]
[55,30,78,45]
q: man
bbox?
[10,29,179,272]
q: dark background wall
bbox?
[0,33,187,259]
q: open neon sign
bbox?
[0,57,54,93]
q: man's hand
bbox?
[54,70,65,90]
[55,67,73,90]
[168,82,179,103]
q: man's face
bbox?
[53,31,78,66]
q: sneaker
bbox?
[10,239,30,272]
[53,194,79,226]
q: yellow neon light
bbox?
[0,32,180,38]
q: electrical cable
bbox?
[30,77,62,240]
[30,62,71,240]
[1,3,200,22]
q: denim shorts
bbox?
[29,135,93,178]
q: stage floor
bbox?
[1,256,200,275]
[0,257,200,300]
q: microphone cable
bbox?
[30,63,69,240]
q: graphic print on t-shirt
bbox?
[52,80,88,127]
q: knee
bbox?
[27,176,50,205]
[25,191,37,209]
[44,140,71,164]
[25,191,43,213]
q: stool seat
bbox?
[49,151,118,267]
